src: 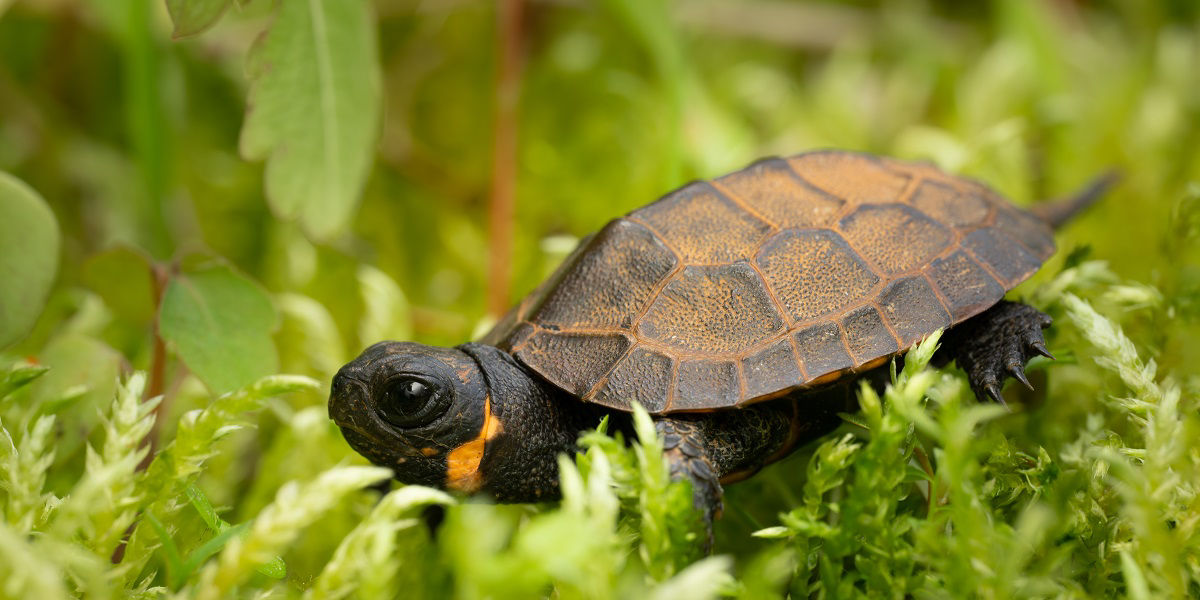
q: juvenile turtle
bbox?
[329,151,1110,527]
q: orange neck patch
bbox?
[445,396,504,493]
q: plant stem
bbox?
[140,262,170,469]
[913,444,938,516]
[486,0,524,319]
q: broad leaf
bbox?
[159,261,279,394]
[240,0,381,240]
[165,0,231,39]
[0,172,59,349]
[82,245,155,325]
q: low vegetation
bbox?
[1,0,1198,597]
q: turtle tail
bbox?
[1030,171,1120,230]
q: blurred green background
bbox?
[3,0,1197,361]
[2,0,1200,596]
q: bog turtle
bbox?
[329,150,1110,528]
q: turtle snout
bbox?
[329,368,369,426]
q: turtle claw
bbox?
[1030,341,1055,360]
[985,382,1008,406]
[940,301,1054,404]
[1007,362,1033,390]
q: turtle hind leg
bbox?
[939,300,1053,403]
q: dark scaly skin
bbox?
[656,383,855,547]
[935,301,1053,403]
[459,343,614,502]
[328,300,1047,540]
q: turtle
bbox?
[328,150,1112,531]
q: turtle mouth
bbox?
[337,423,404,470]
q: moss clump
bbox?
[3,260,1199,598]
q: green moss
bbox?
[3,258,1198,597]
[2,0,1199,597]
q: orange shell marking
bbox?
[445,396,504,493]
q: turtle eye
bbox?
[378,376,444,428]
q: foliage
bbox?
[1,0,1199,598]
[158,260,279,394]
[240,0,381,240]
[0,172,58,347]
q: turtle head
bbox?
[329,341,502,494]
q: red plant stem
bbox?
[117,262,171,563]
[146,263,168,400]
[486,0,524,319]
[139,262,170,469]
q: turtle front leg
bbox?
[656,418,725,530]
[939,300,1053,403]
[651,401,829,549]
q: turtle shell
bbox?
[483,151,1054,414]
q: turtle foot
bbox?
[941,301,1052,404]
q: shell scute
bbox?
[926,251,1007,320]
[741,338,805,399]
[787,151,910,204]
[529,218,677,330]
[635,181,771,264]
[756,229,880,323]
[716,158,843,228]
[514,329,631,397]
[839,204,953,275]
[840,304,899,363]
[673,359,740,411]
[592,346,674,413]
[910,179,991,227]
[638,263,785,354]
[791,322,854,381]
[876,276,952,347]
[993,208,1055,260]
[963,228,1043,286]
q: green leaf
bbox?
[239,0,381,240]
[186,484,225,532]
[181,523,249,580]
[143,511,185,589]
[166,0,232,38]
[751,526,791,539]
[27,334,122,458]
[0,172,59,349]
[81,245,155,325]
[185,485,286,580]
[356,265,411,347]
[0,362,49,401]
[159,260,279,394]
